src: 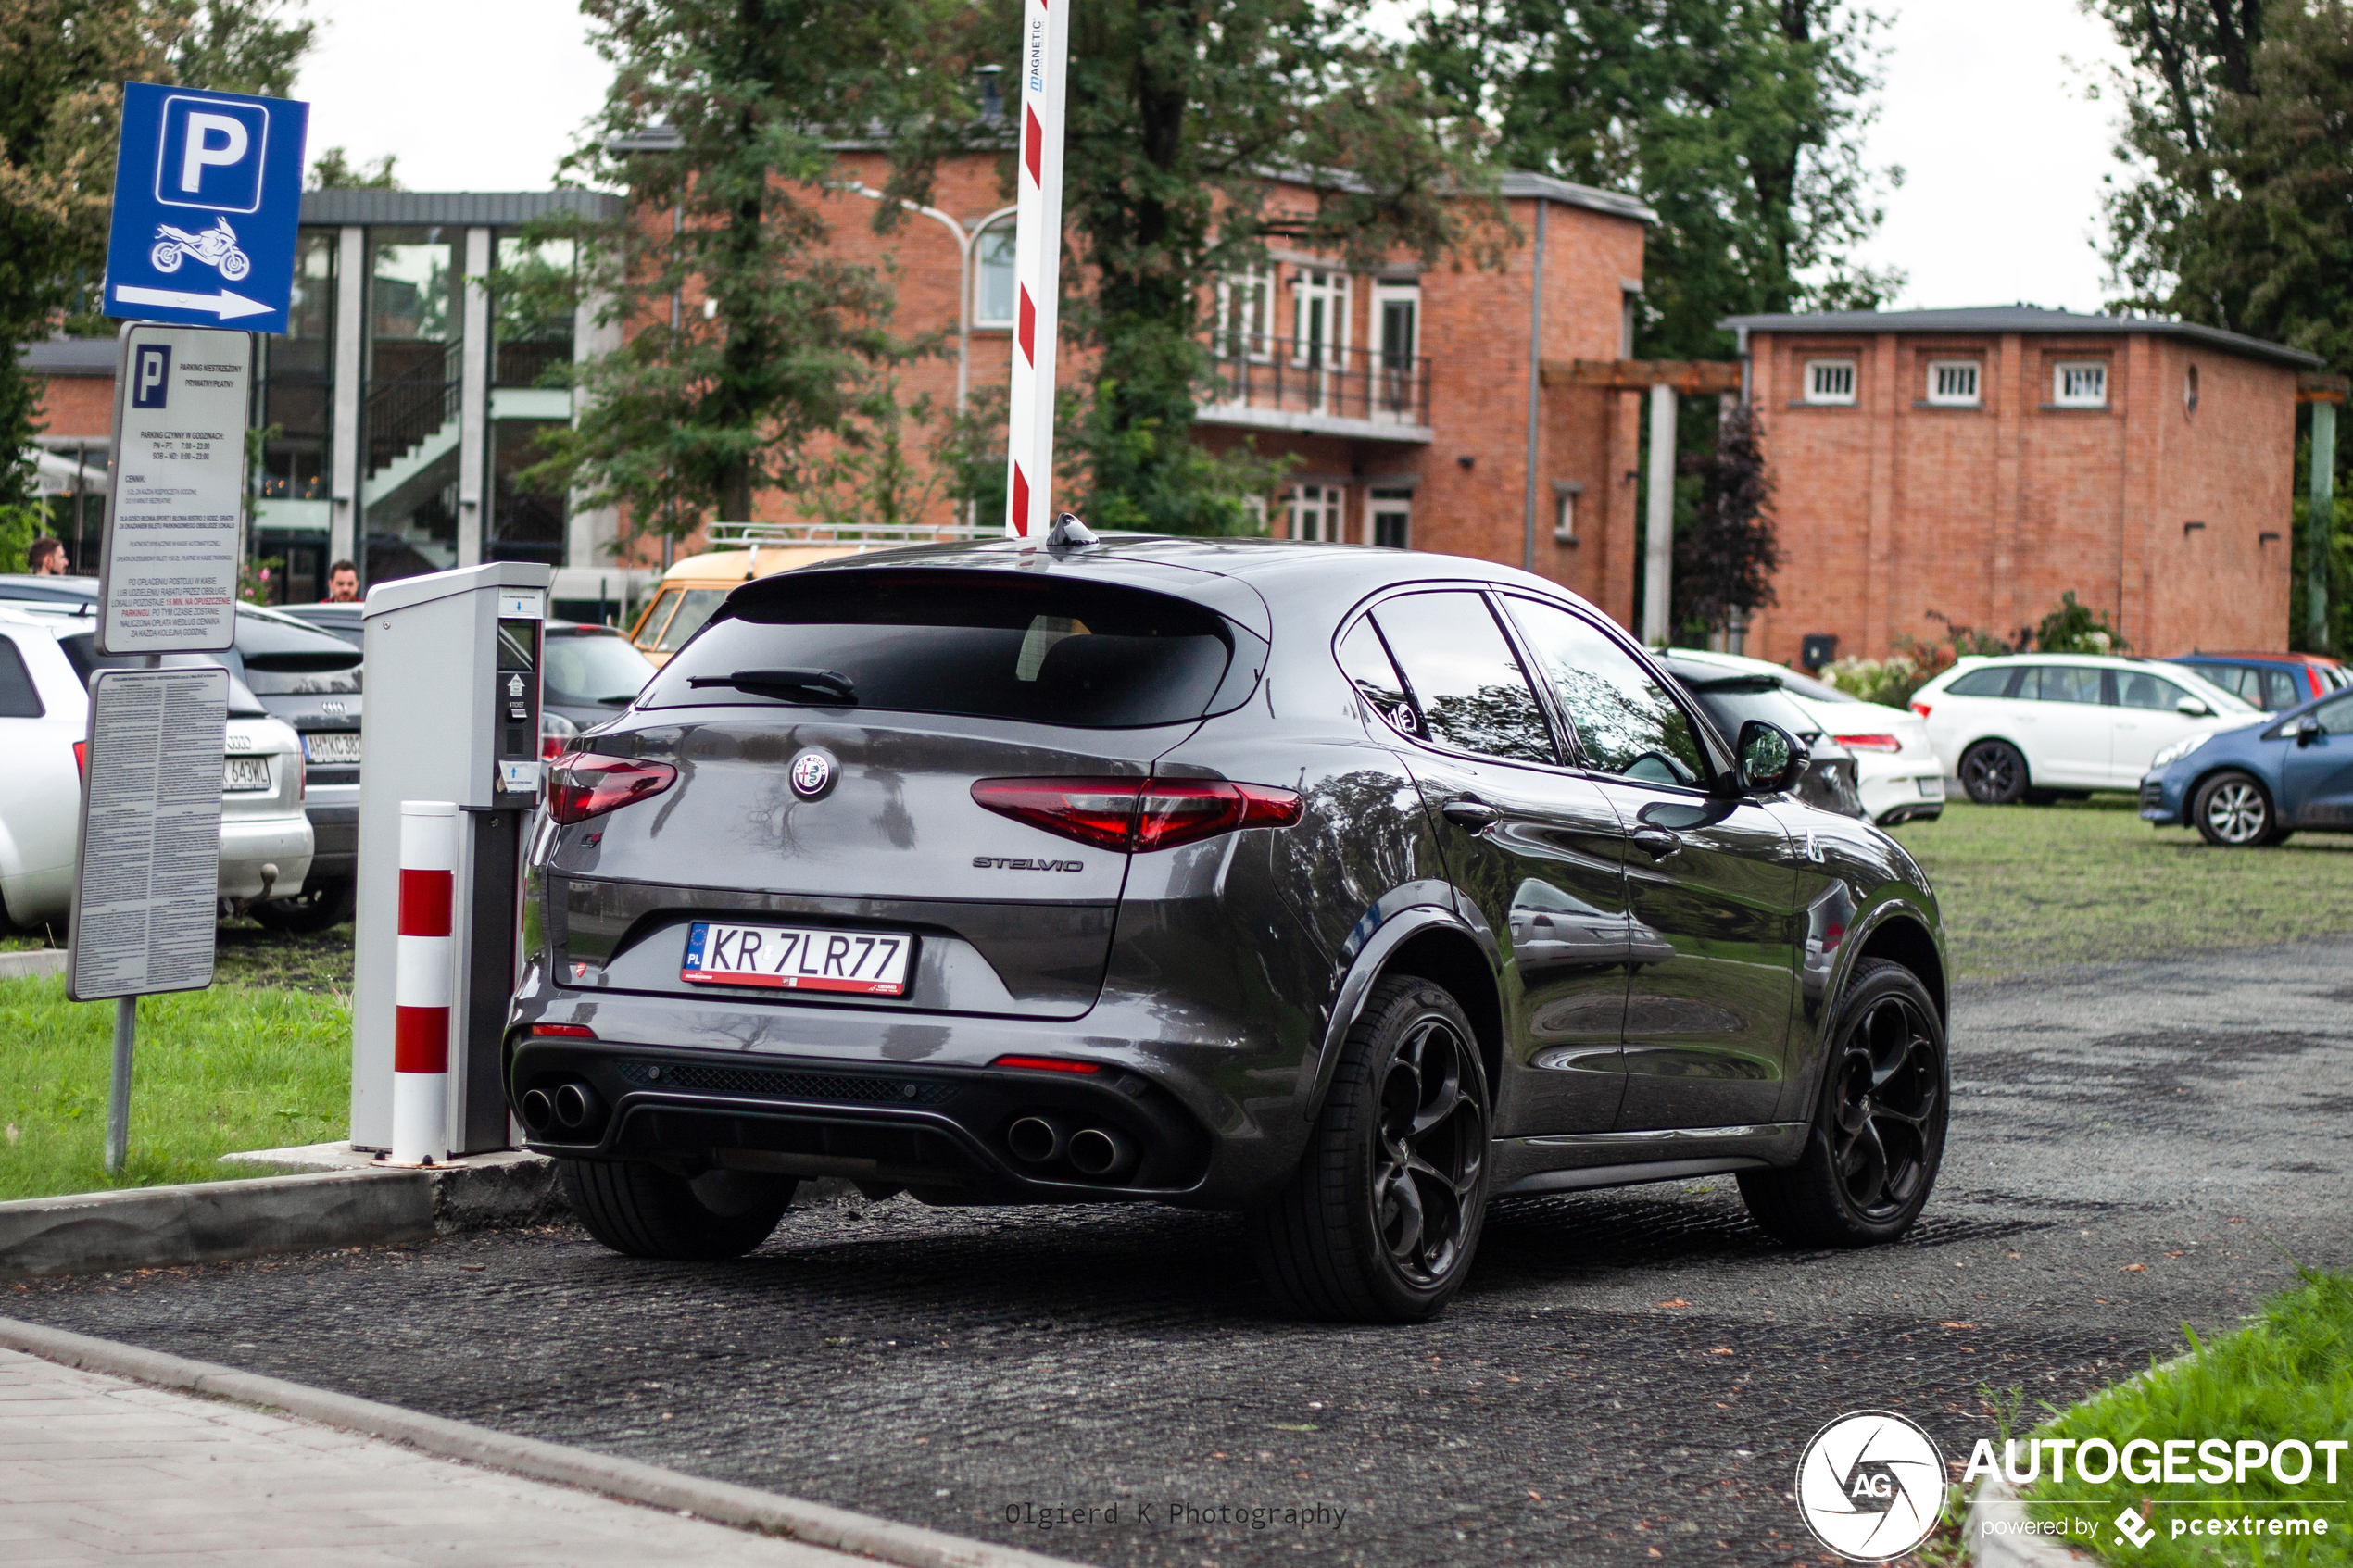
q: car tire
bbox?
[560,1159,796,1261]
[249,877,355,935]
[1248,975,1491,1323]
[1958,740,2030,804]
[2192,771,2276,847]
[1737,958,1947,1249]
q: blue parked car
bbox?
[2141,686,2353,846]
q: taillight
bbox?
[990,1054,1101,1074]
[546,753,677,824]
[541,733,571,761]
[297,754,307,801]
[1910,702,1932,720]
[529,1022,597,1038]
[1834,734,1902,753]
[72,741,86,776]
[971,776,1304,852]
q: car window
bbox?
[1504,597,1705,785]
[2263,670,2300,709]
[2116,671,2189,711]
[1775,667,1856,704]
[57,634,268,716]
[2313,694,2353,735]
[1944,667,2013,697]
[642,571,1238,729]
[1335,617,1419,737]
[1669,670,1821,743]
[0,636,43,718]
[545,632,655,708]
[2018,665,2105,704]
[1369,592,1554,764]
[651,588,727,653]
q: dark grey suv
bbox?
[509,538,1950,1321]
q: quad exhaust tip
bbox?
[552,1081,602,1132]
[1006,1114,1068,1166]
[1066,1126,1136,1179]
[518,1086,556,1135]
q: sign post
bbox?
[1001,0,1071,539]
[79,82,306,1173]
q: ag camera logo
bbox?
[1795,1410,1946,1561]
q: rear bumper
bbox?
[1858,763,1946,824]
[220,814,313,900]
[303,793,358,881]
[510,1035,1214,1202]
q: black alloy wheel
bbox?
[2192,771,2275,847]
[1958,740,2029,805]
[1373,1011,1486,1287]
[1739,958,1947,1248]
[1251,975,1491,1322]
[1823,987,1942,1222]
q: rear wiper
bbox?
[686,667,859,705]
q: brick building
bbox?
[1722,307,2323,666]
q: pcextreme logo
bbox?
[1795,1410,1946,1561]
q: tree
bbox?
[308,146,399,190]
[524,0,967,539]
[2089,0,2352,648]
[1672,399,1778,639]
[909,0,1503,535]
[0,0,311,508]
[1413,0,1901,363]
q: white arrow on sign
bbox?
[111,283,271,320]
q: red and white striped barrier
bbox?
[1002,0,1071,539]
[391,800,458,1166]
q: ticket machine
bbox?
[351,562,550,1154]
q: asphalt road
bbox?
[10,939,2349,1568]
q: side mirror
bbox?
[1735,720,1808,796]
[2175,696,2212,717]
[2296,715,2322,746]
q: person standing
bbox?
[323,559,360,603]
[27,537,66,575]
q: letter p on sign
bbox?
[132,345,171,409]
[155,95,267,213]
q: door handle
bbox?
[1441,796,1501,831]
[1629,827,1682,859]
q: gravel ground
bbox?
[6,940,2347,1568]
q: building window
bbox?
[1368,486,1412,549]
[1553,485,1579,544]
[1805,358,1856,405]
[1373,281,1419,420]
[1214,263,1271,361]
[492,234,575,388]
[974,219,1016,328]
[2054,360,2108,408]
[1290,269,1348,370]
[2184,363,2200,415]
[1288,483,1345,543]
[1925,359,1980,407]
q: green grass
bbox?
[0,972,349,1202]
[2022,1271,2353,1568]
[1887,797,2353,979]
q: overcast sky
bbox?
[291,0,2133,314]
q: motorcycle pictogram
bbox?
[149,217,251,282]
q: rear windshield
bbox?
[234,607,363,695]
[57,635,268,716]
[642,571,1236,729]
[1667,670,1821,745]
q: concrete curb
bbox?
[0,1315,1082,1568]
[0,1150,566,1282]
[1965,1476,2102,1567]
[0,947,69,980]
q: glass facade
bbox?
[362,228,465,582]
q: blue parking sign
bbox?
[104,82,308,333]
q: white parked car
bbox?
[1662,648,1946,824]
[0,609,314,931]
[1909,654,2263,804]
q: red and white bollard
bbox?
[1002,0,1070,539]
[391,800,458,1166]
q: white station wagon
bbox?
[0,608,314,931]
[1910,654,2263,803]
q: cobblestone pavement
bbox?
[0,1347,875,1565]
[9,940,2349,1568]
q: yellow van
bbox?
[626,521,988,665]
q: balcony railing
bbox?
[494,338,573,389]
[1202,333,1433,433]
[363,344,461,478]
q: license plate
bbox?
[1918,776,1946,798]
[304,732,361,764]
[222,756,271,791]
[681,922,914,996]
